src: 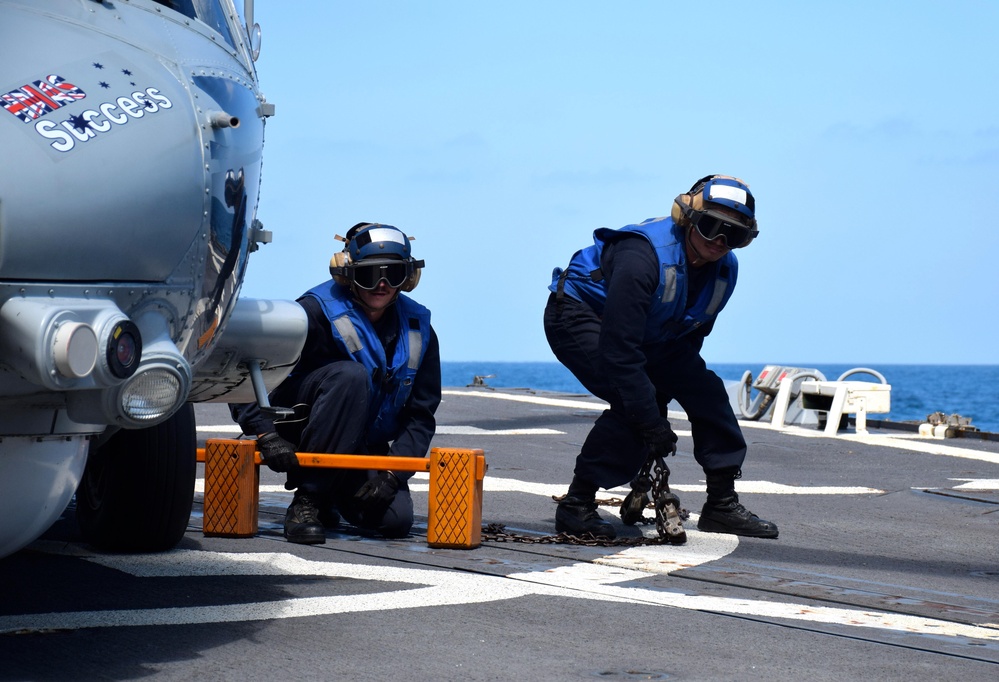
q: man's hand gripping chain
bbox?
[648,452,686,544]
[627,444,686,544]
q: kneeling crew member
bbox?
[231,223,441,543]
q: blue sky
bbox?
[242,1,999,365]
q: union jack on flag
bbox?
[1,75,86,123]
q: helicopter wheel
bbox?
[76,404,196,552]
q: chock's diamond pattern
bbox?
[203,440,257,537]
[429,449,481,548]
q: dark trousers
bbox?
[271,360,414,537]
[543,293,747,489]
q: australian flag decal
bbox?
[1,75,86,123]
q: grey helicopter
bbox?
[0,0,306,558]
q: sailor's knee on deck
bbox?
[379,501,415,538]
[366,489,414,538]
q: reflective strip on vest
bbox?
[661,265,677,303]
[407,328,423,370]
[332,315,364,354]
[705,278,729,316]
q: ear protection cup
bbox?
[671,192,693,224]
[330,250,352,286]
[672,174,719,224]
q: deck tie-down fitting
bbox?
[772,381,891,435]
[197,440,487,549]
[769,367,891,436]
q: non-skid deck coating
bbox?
[2,387,998,681]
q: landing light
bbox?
[119,368,183,422]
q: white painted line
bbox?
[408,476,882,497]
[436,426,565,436]
[194,480,286,494]
[195,474,881,498]
[442,389,606,411]
[774,425,999,465]
[197,423,565,437]
[0,551,609,632]
[948,478,999,491]
[197,425,242,434]
[599,529,740,575]
[3,547,996,644]
[440,389,695,426]
[724,481,884,495]
[507,560,999,642]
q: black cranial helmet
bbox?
[671,175,759,249]
[329,223,425,291]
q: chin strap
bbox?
[685,224,710,266]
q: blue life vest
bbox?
[303,281,432,443]
[549,216,738,343]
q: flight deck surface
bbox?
[2,387,998,681]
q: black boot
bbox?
[697,468,779,539]
[284,492,326,544]
[556,496,616,539]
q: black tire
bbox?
[76,403,197,552]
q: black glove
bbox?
[638,417,678,459]
[353,471,400,524]
[256,432,300,473]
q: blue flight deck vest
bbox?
[303,281,432,444]
[549,216,738,343]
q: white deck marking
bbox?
[197,425,242,434]
[442,389,607,410]
[949,478,999,490]
[435,426,564,435]
[597,529,741,575]
[0,550,619,633]
[194,481,291,494]
[194,476,882,497]
[770,425,999,464]
[196,424,564,436]
[2,546,997,644]
[406,476,882,497]
[507,561,999,642]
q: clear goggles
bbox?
[689,209,758,249]
[350,260,412,290]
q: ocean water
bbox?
[442,361,999,433]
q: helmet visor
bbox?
[691,210,758,249]
[351,261,410,290]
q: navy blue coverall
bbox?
[231,295,441,537]
[544,234,746,490]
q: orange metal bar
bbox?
[196,448,448,473]
[296,453,432,472]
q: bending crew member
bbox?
[544,175,778,540]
